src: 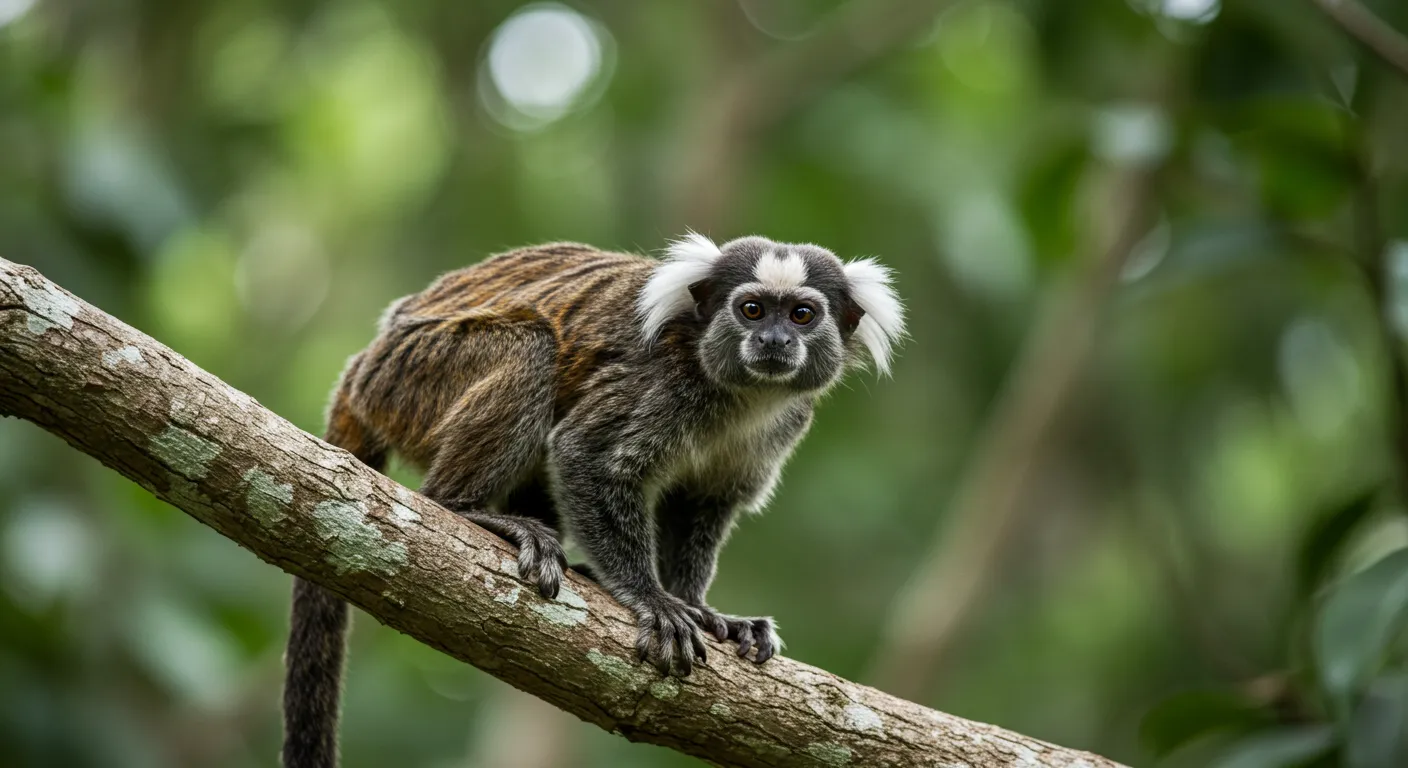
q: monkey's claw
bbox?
[717,614,782,663]
[633,594,709,677]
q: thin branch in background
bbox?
[669,0,961,231]
[1311,0,1408,81]
[865,160,1164,700]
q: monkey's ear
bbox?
[842,299,865,335]
[688,279,716,311]
[637,231,724,343]
[842,257,906,376]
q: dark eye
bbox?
[790,305,815,325]
[740,301,764,320]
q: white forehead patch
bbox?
[754,250,808,291]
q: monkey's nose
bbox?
[757,330,791,350]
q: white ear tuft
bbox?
[637,231,723,343]
[843,257,906,376]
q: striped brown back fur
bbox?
[337,243,653,467]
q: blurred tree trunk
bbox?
[866,161,1164,700]
[0,257,1128,768]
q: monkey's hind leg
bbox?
[417,315,566,599]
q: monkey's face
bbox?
[689,238,865,393]
[638,234,906,391]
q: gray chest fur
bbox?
[657,390,812,507]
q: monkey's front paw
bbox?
[715,613,783,664]
[510,523,567,600]
[632,594,709,678]
[459,512,567,600]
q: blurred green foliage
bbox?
[4,0,1408,766]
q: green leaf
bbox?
[1315,549,1408,715]
[1296,490,1380,597]
[1345,673,1408,768]
[1140,688,1276,758]
[1212,726,1337,768]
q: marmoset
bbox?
[282,234,904,768]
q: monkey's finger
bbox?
[689,628,708,664]
[675,635,694,677]
[736,625,755,658]
[635,628,653,664]
[520,550,556,600]
[654,648,674,677]
[536,570,560,600]
[693,608,728,642]
[753,622,775,663]
[655,622,678,677]
[683,606,722,643]
[709,615,728,643]
[514,543,537,577]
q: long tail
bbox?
[282,372,385,768]
[282,578,351,768]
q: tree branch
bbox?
[1311,0,1408,81]
[0,257,1126,768]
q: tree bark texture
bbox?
[0,258,1127,768]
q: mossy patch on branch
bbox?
[310,500,408,576]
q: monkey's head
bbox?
[637,234,905,392]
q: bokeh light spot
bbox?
[937,2,1034,95]
[939,190,1033,299]
[1093,103,1172,167]
[3,498,96,610]
[484,4,607,129]
[1389,240,1408,337]
[0,0,36,29]
[235,223,330,332]
[736,0,819,41]
[286,4,452,217]
[1129,0,1221,26]
[1159,0,1220,23]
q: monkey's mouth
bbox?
[745,355,800,379]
